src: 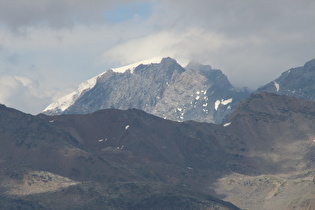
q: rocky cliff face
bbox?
[43,57,249,123]
[257,58,315,100]
[43,57,315,124]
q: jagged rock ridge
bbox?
[257,58,315,100]
[43,57,249,123]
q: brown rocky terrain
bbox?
[1,92,315,209]
[213,92,315,209]
[0,104,239,209]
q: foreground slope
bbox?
[40,92,315,209]
[222,92,315,173]
[0,104,240,209]
[0,104,127,182]
[2,92,315,209]
[214,92,315,210]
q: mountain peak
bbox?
[43,57,248,123]
[257,58,315,101]
[186,62,234,92]
[186,61,212,71]
[111,57,163,74]
[304,57,315,70]
[161,56,176,63]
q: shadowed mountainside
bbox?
[0,104,240,209]
[1,92,315,209]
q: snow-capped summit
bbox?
[43,74,101,114]
[43,57,249,123]
[43,57,163,115]
[111,57,163,73]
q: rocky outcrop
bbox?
[43,57,249,123]
[257,58,315,100]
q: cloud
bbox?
[102,29,232,66]
[155,0,315,32]
[0,44,20,64]
[103,1,152,23]
[0,74,50,114]
[0,0,315,114]
[102,2,315,88]
[141,0,315,88]
[0,0,146,30]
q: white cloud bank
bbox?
[0,0,314,114]
[0,0,146,30]
[103,29,230,66]
[0,75,50,113]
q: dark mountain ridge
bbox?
[1,91,315,209]
[0,103,240,209]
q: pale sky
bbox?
[0,0,314,114]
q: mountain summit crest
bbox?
[43,57,249,123]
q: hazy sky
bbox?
[0,0,314,114]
